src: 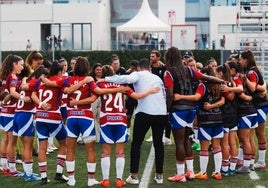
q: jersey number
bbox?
[39,89,53,104]
[103,93,123,112]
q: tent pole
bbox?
[116,30,118,50]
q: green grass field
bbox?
[0,129,268,188]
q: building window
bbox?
[218,24,235,33]
[72,23,92,50]
[53,0,69,3]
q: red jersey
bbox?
[56,76,98,118]
[233,75,243,95]
[15,78,36,113]
[1,74,19,115]
[98,81,133,125]
[34,76,63,121]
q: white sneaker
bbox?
[67,180,76,186]
[49,145,58,151]
[146,136,153,142]
[88,178,99,186]
[47,147,54,153]
[254,162,266,169]
[163,137,172,145]
[154,175,163,184]
[126,175,139,184]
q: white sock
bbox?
[48,136,53,146]
[185,157,194,171]
[56,154,66,174]
[213,151,222,173]
[229,157,237,171]
[238,147,243,161]
[87,162,96,179]
[1,156,8,168]
[116,155,125,179]
[39,161,47,178]
[66,160,75,182]
[258,149,266,163]
[24,161,33,176]
[200,153,209,173]
[221,160,229,172]
[176,162,185,175]
[213,148,222,173]
[101,156,110,179]
[8,158,16,172]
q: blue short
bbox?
[198,126,224,141]
[13,112,35,137]
[36,121,67,141]
[66,117,95,138]
[99,123,128,144]
[1,115,14,132]
[170,110,196,129]
[238,114,257,129]
[256,107,268,124]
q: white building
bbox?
[0,0,111,51]
[0,0,266,53]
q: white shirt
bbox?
[105,70,167,115]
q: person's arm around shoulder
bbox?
[129,86,160,100]
[69,94,99,107]
[173,83,204,102]
[203,96,225,110]
[64,76,93,94]
[105,72,139,84]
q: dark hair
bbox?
[71,57,78,61]
[27,65,49,82]
[101,65,114,78]
[201,66,213,75]
[17,64,31,80]
[110,54,119,63]
[90,63,102,80]
[151,50,161,58]
[48,60,63,77]
[130,60,139,67]
[74,56,90,76]
[164,47,186,82]
[0,54,23,80]
[59,58,67,63]
[240,50,257,71]
[43,60,52,69]
[92,63,102,71]
[201,66,221,100]
[206,57,216,66]
[227,61,240,73]
[138,58,150,69]
[216,63,231,82]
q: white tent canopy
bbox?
[117,0,171,32]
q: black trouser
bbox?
[130,112,165,174]
[164,115,171,138]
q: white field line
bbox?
[139,144,155,188]
[255,186,266,188]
